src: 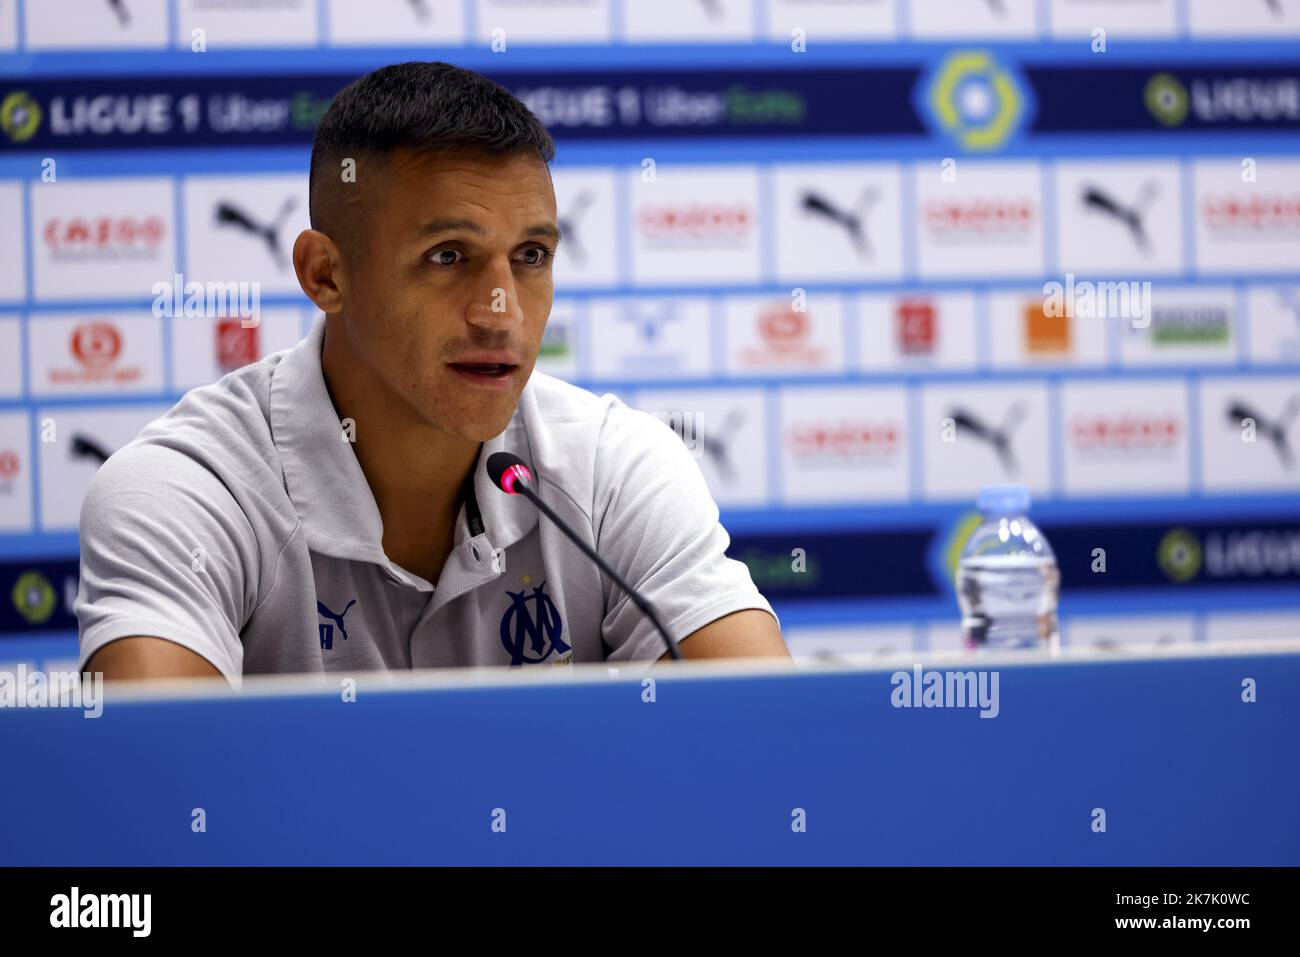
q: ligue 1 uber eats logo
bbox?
[0,92,42,144]
[921,50,1027,152]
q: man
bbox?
[77,61,787,684]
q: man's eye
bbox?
[519,246,553,267]
[430,249,462,266]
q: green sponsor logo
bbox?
[11,571,56,625]
[1146,73,1189,127]
[0,91,42,143]
[1158,528,1202,583]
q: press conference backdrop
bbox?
[0,0,1299,668]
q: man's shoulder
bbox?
[525,369,672,441]
[522,371,690,489]
[107,349,289,494]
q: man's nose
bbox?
[465,257,525,329]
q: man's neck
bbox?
[320,321,481,576]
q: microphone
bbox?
[486,451,683,661]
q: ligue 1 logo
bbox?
[1145,73,1190,127]
[921,50,1028,152]
[11,571,57,626]
[1158,528,1202,583]
[0,91,42,144]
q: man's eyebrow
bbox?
[526,223,563,245]
[413,218,563,244]
[414,218,487,240]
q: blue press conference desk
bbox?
[1,646,1297,866]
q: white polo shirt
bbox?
[75,316,778,685]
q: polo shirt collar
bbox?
[269,316,540,573]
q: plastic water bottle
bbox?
[956,484,1060,652]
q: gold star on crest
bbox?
[520,573,534,586]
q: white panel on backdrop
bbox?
[1049,0,1177,38]
[0,181,23,300]
[856,292,978,371]
[0,1,14,54]
[1199,376,1300,492]
[1247,285,1300,364]
[987,288,1107,368]
[623,0,753,42]
[169,309,303,391]
[183,174,310,296]
[778,384,910,504]
[550,167,620,289]
[1205,612,1300,643]
[25,0,168,49]
[31,178,176,302]
[773,163,904,284]
[634,387,768,507]
[327,0,467,45]
[914,161,1045,280]
[29,313,164,396]
[921,381,1051,500]
[1116,285,1237,367]
[475,0,613,43]
[0,410,31,532]
[37,404,171,531]
[1189,0,1300,36]
[765,0,896,41]
[723,293,846,377]
[909,0,1038,38]
[1193,159,1300,275]
[1053,159,1185,276]
[0,314,19,397]
[536,298,579,381]
[922,620,965,652]
[1064,615,1196,650]
[176,0,318,48]
[629,165,761,286]
[1060,378,1191,496]
[588,296,713,381]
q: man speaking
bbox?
[76,62,787,684]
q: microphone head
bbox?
[486,451,533,495]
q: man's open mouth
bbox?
[448,362,516,379]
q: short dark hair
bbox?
[309,61,556,230]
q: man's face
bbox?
[333,148,558,442]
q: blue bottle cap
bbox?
[977,484,1031,515]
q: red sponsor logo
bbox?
[923,198,1036,235]
[0,448,19,481]
[1202,195,1300,231]
[1070,414,1181,450]
[42,215,166,251]
[740,304,827,367]
[637,204,753,239]
[70,322,122,368]
[896,299,936,354]
[216,318,259,372]
[48,321,143,387]
[788,421,901,457]
[759,305,809,351]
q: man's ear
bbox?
[293,228,345,314]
